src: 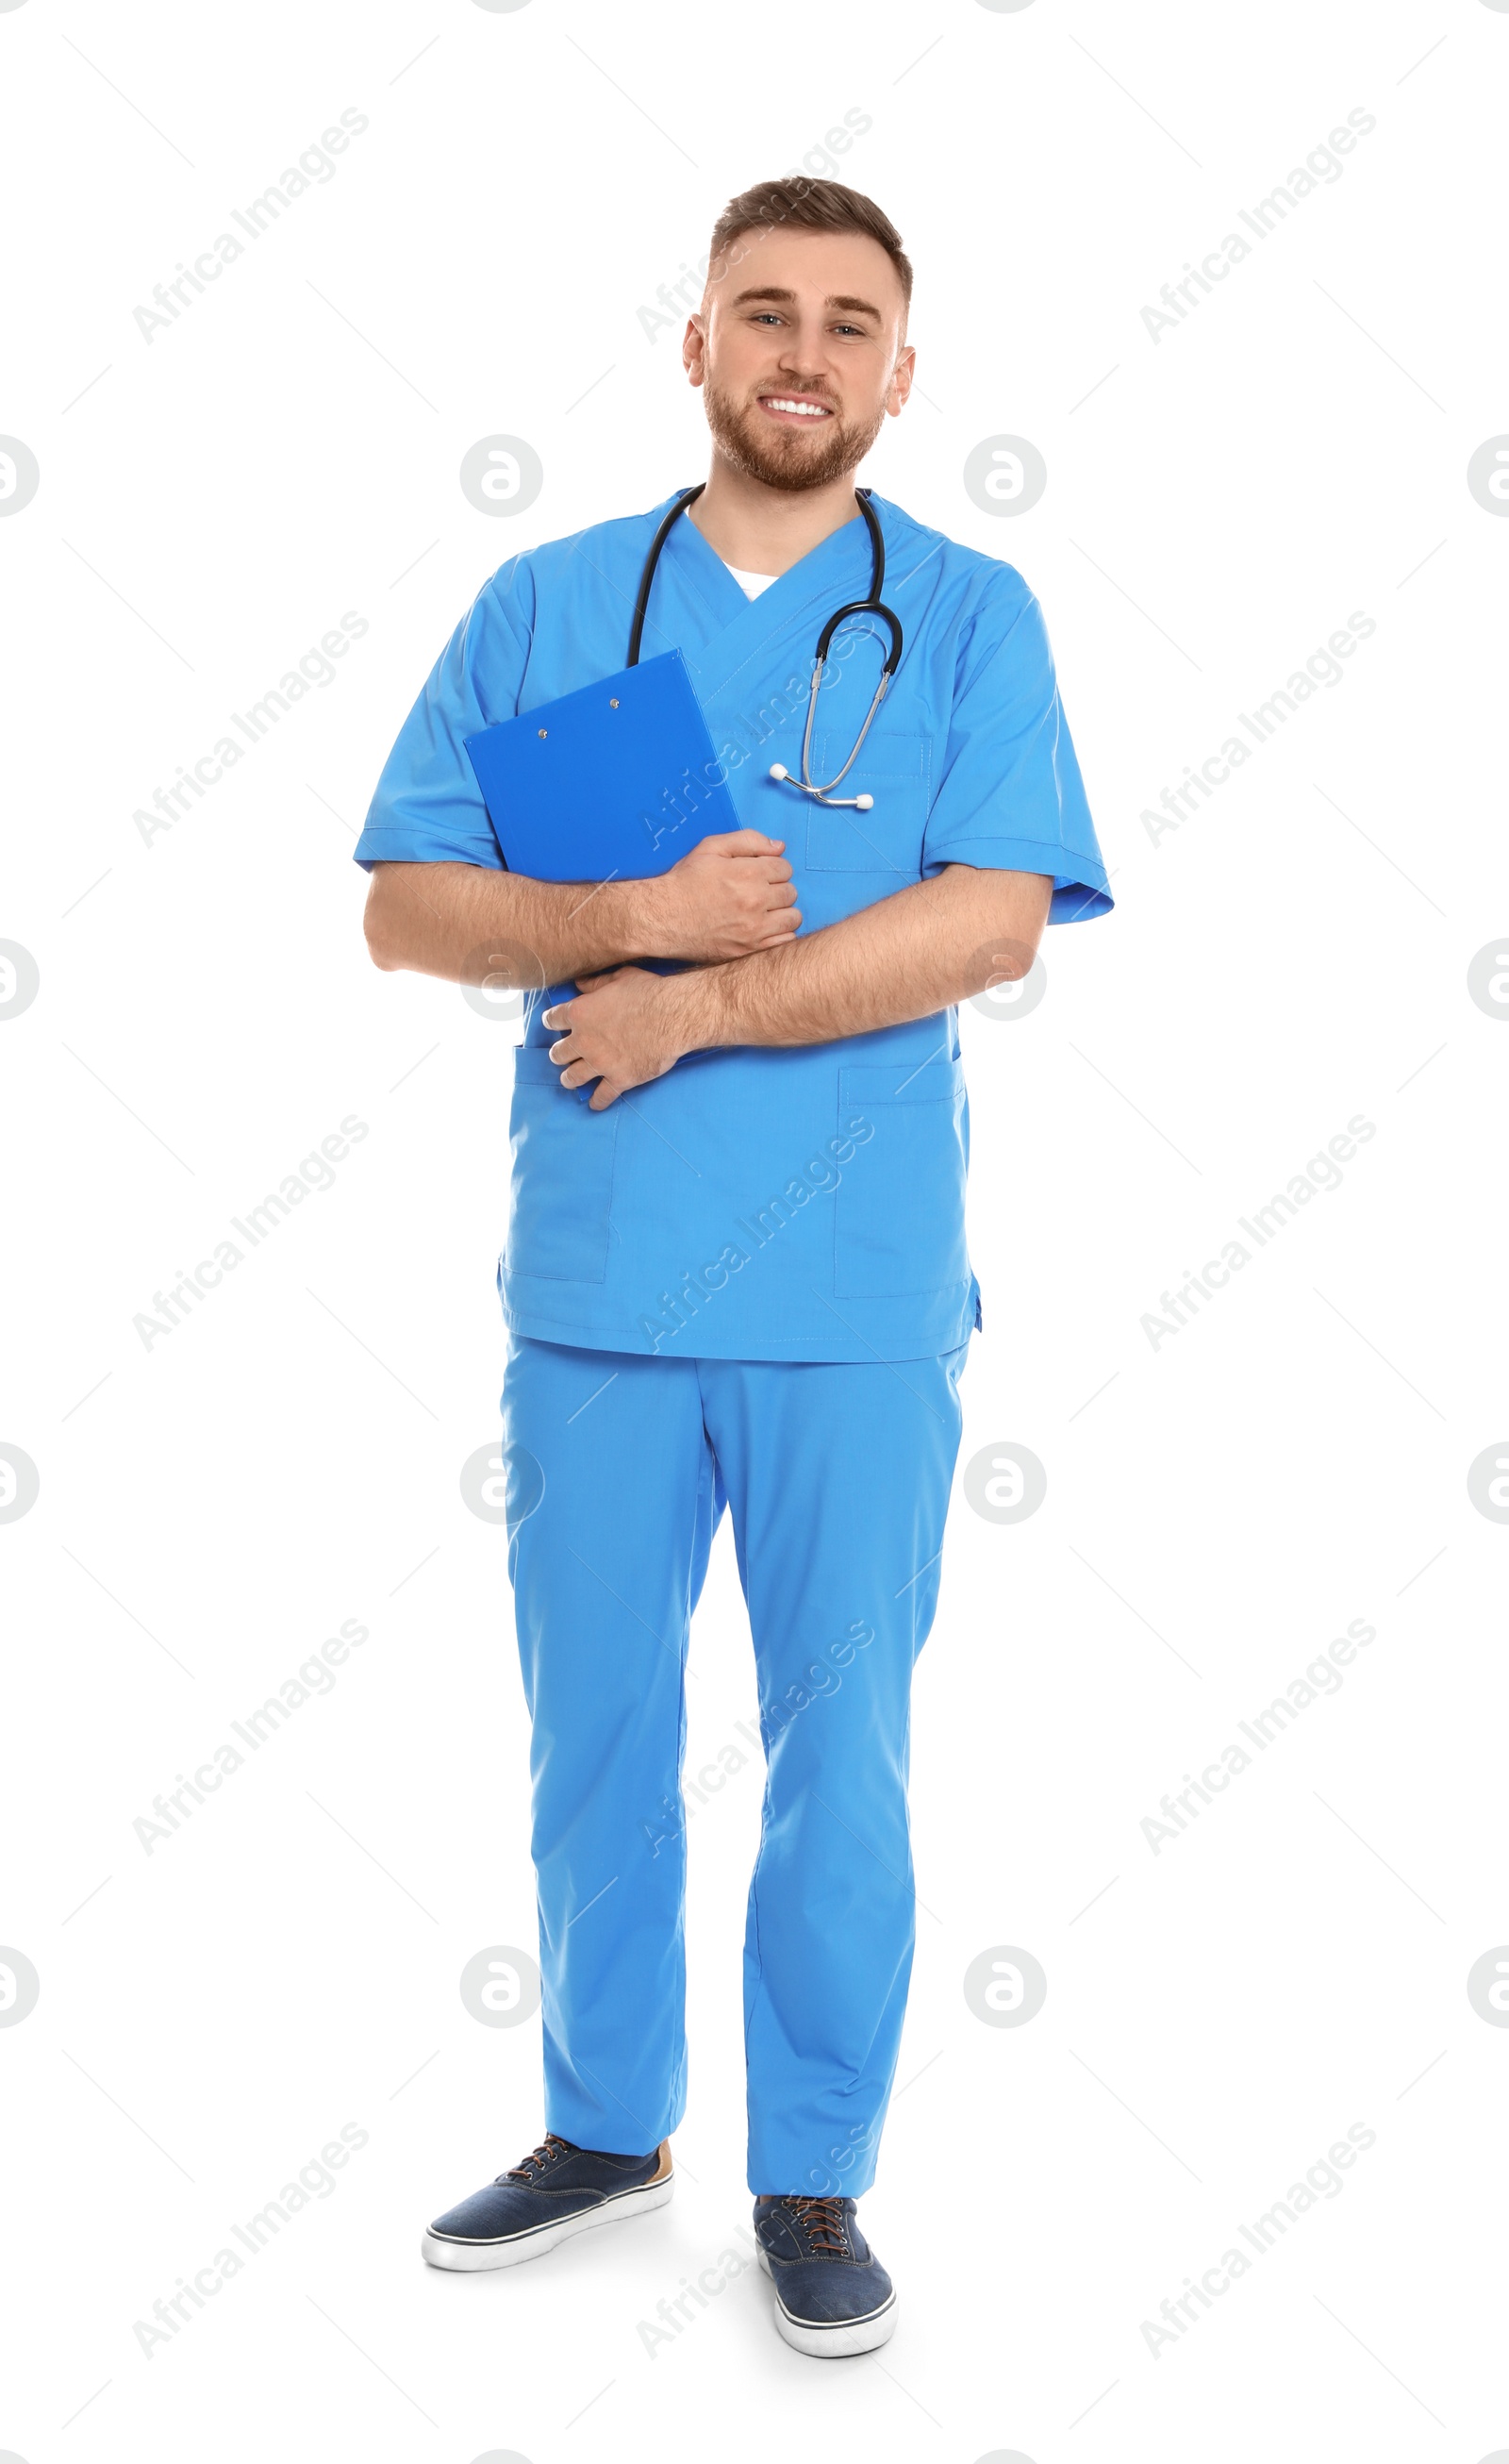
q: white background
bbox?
[3,1,1507,2457]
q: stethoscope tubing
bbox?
[627,482,904,807]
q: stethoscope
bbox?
[626,482,904,811]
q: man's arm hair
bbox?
[669,861,1053,1051]
[363,827,801,987]
[363,860,662,988]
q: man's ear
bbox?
[684,315,708,389]
[887,343,916,417]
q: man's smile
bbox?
[757,391,836,425]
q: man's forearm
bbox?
[671,862,1053,1051]
[364,860,663,986]
[542,862,1054,1107]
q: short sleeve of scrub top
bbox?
[920,573,1109,925]
[353,561,534,871]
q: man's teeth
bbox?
[764,397,830,417]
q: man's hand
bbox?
[542,862,1055,1106]
[645,830,800,960]
[545,968,700,1110]
[362,829,797,991]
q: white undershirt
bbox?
[723,563,778,599]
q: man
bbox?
[358,176,1109,2357]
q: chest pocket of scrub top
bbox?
[804,729,931,876]
[505,1048,620,1283]
[834,1057,970,1298]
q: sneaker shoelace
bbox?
[500,2132,575,2185]
[784,2194,850,2257]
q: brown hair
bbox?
[706,178,913,311]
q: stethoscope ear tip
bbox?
[768,763,789,782]
[854,793,873,810]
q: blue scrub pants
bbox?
[501,1334,969,2198]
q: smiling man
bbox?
[358,177,1109,2358]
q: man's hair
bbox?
[706,178,913,311]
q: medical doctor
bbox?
[358,176,1109,2359]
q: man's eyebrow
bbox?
[729,285,884,320]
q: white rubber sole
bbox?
[757,2242,899,2356]
[422,2146,673,2273]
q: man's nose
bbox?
[775,350,831,386]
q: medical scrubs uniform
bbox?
[356,491,1109,2193]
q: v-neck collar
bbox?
[655,491,880,704]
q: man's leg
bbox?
[503,1336,721,2156]
[697,1342,969,2199]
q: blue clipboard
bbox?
[463,648,740,883]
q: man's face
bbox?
[685,226,913,493]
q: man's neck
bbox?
[688,455,863,577]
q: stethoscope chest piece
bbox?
[766,491,903,811]
[769,761,873,811]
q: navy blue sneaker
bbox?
[753,2193,897,2356]
[422,2132,672,2271]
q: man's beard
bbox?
[703,375,886,494]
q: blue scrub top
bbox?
[355,491,1111,1363]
